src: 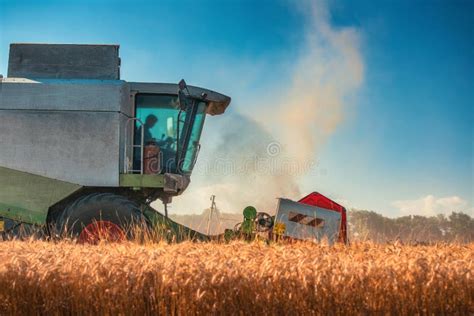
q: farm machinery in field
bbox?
[0,43,229,242]
[225,192,348,244]
[0,43,347,244]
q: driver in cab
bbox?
[134,114,159,173]
[135,114,158,145]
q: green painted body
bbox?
[0,167,167,225]
[119,174,165,188]
[0,166,211,242]
[0,165,250,242]
[241,206,257,235]
[0,167,82,224]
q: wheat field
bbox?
[0,240,472,315]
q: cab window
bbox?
[134,94,206,175]
[134,94,181,173]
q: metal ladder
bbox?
[124,118,144,174]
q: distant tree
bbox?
[348,210,473,243]
[448,212,474,242]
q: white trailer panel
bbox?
[274,198,341,244]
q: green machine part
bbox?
[241,206,257,234]
[243,206,257,220]
[223,206,258,241]
[0,167,82,224]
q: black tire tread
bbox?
[57,193,146,238]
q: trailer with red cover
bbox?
[298,192,348,243]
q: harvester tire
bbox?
[56,193,148,243]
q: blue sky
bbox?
[0,0,472,216]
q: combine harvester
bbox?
[0,43,347,244]
[0,43,230,242]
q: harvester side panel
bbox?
[0,78,132,116]
[0,110,122,186]
[0,78,132,187]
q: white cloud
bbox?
[392,195,471,216]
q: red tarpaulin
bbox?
[298,192,348,243]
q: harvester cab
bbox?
[0,43,230,242]
[128,79,225,179]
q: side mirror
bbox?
[178,79,187,91]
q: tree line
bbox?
[171,208,473,243]
[348,210,473,243]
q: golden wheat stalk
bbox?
[0,240,472,315]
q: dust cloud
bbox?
[165,1,364,216]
